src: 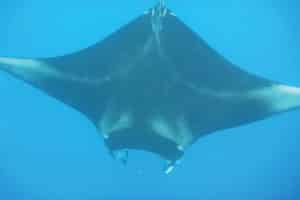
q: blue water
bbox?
[0,1,299,199]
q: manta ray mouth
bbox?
[103,128,184,162]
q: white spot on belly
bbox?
[150,115,193,149]
[177,145,184,151]
[151,116,173,140]
[98,111,133,138]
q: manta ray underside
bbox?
[1,3,300,173]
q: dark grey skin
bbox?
[1,3,300,173]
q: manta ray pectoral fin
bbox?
[250,84,300,113]
[0,56,105,122]
[156,11,300,137]
[186,82,300,137]
[0,12,155,124]
[0,57,64,81]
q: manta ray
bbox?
[1,1,300,173]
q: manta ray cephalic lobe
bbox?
[0,2,300,173]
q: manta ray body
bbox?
[1,2,300,173]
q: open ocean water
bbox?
[0,0,299,199]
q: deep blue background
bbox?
[0,1,299,199]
